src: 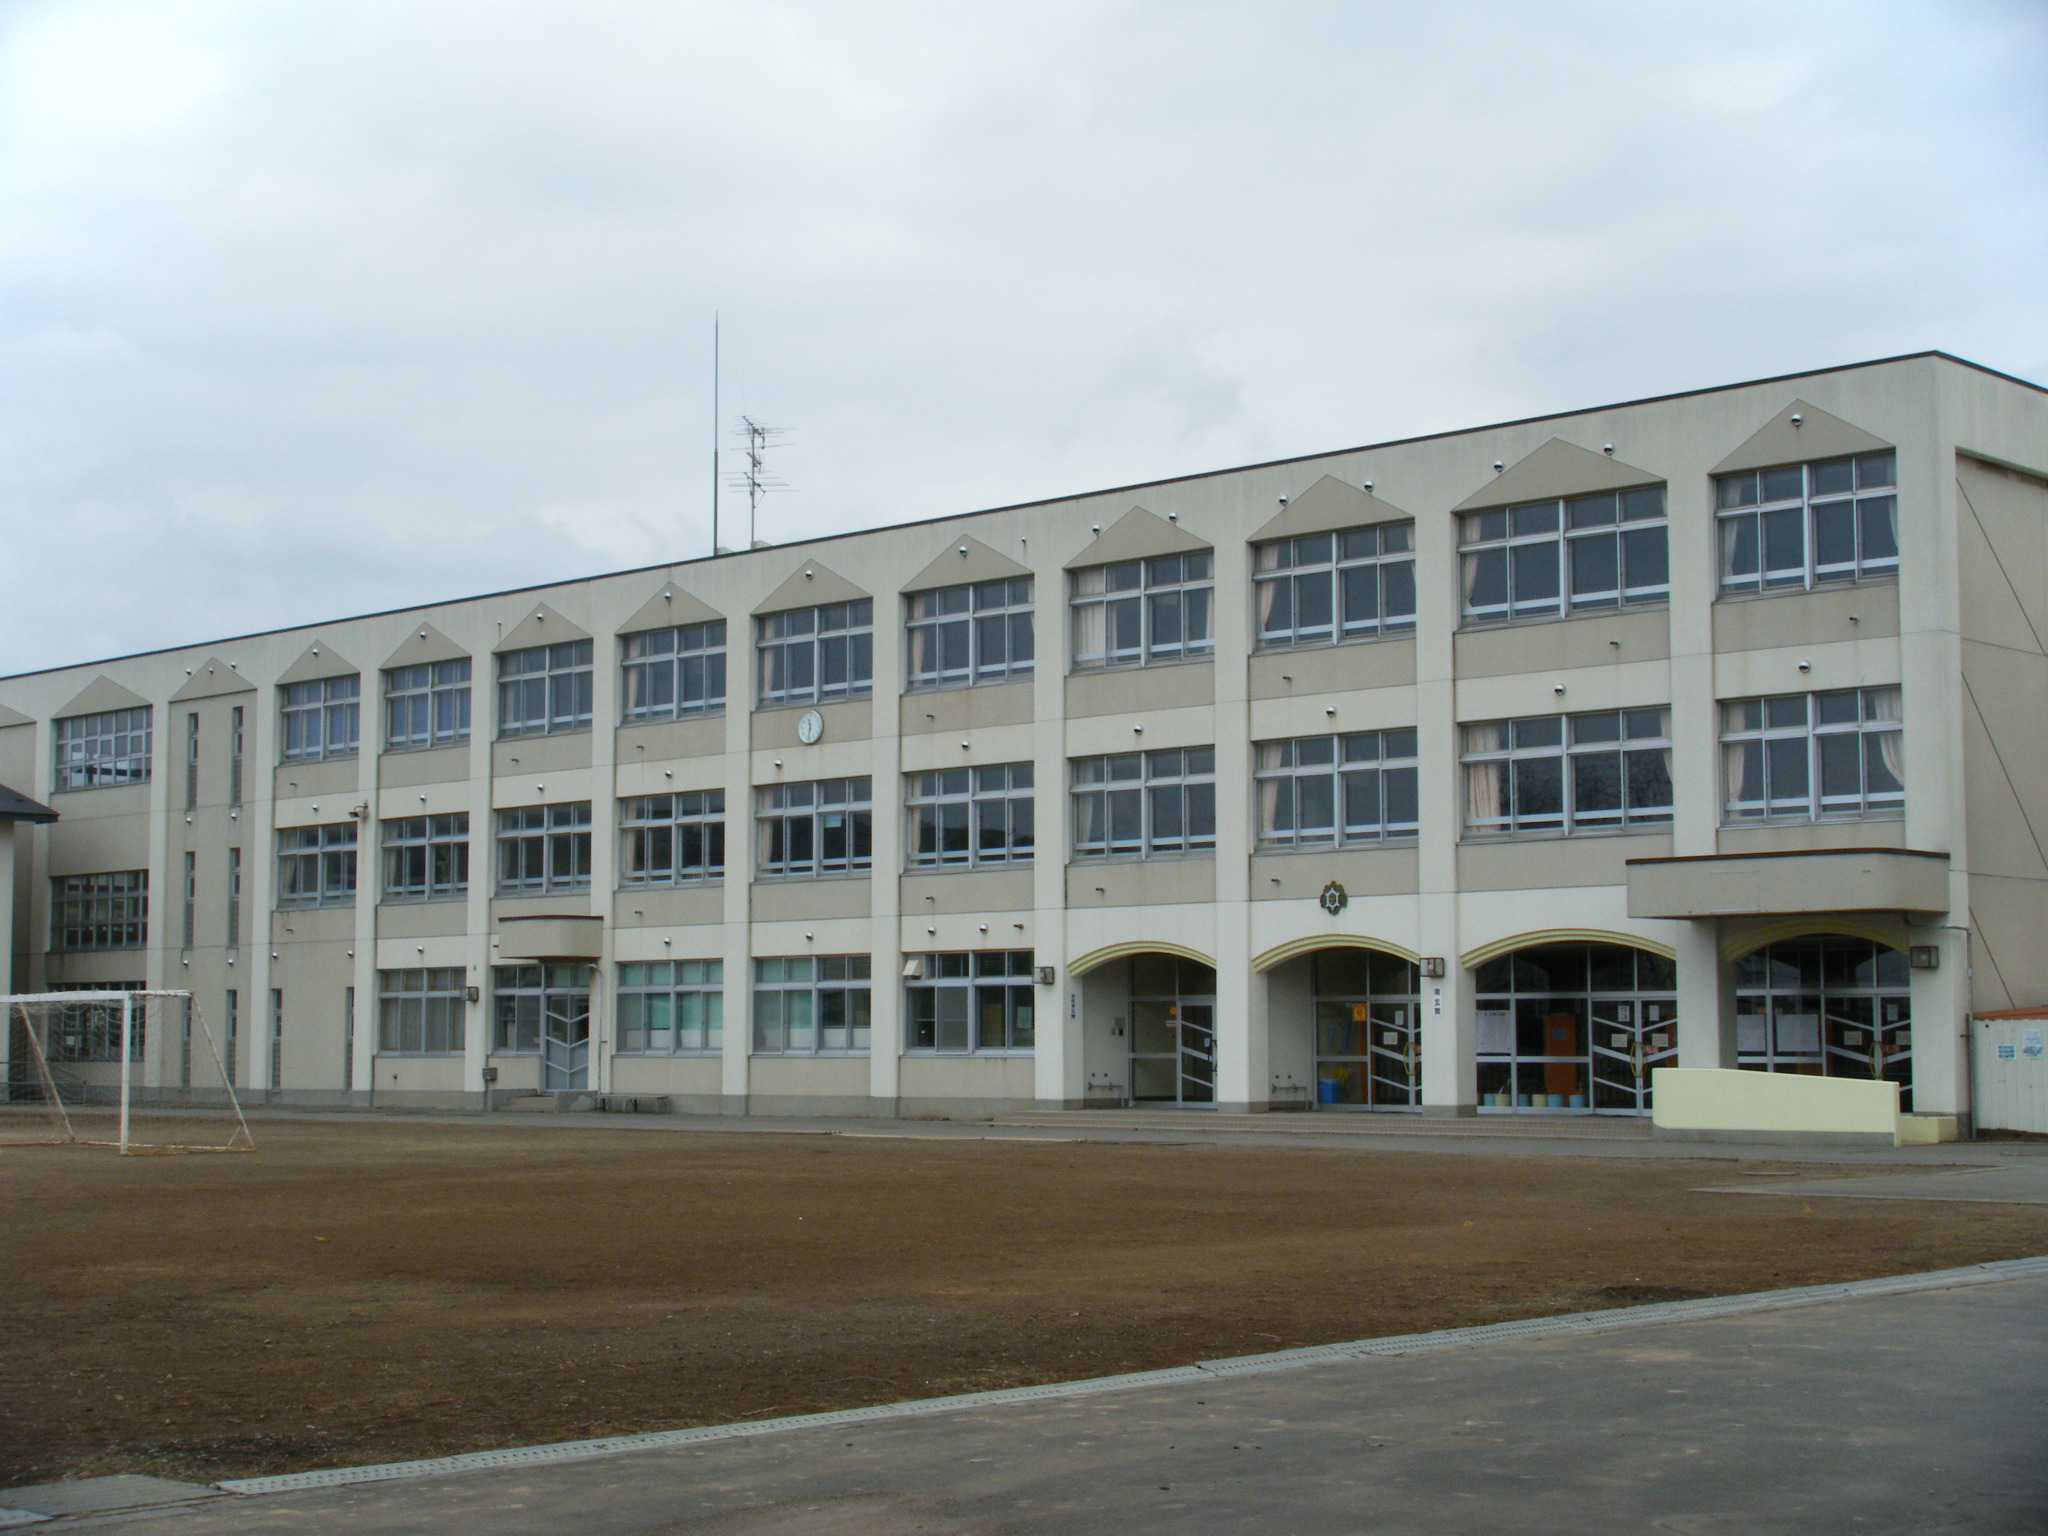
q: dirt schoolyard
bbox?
[4,1118,2044,1486]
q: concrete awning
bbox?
[1625,847,1949,920]
[0,784,57,824]
[495,915,604,961]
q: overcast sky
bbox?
[2,0,2043,673]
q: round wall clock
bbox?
[796,709,824,744]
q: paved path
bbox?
[26,1266,2048,1536]
[1703,1156,2048,1205]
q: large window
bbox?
[758,778,872,878]
[492,964,588,1052]
[906,951,1035,1053]
[616,960,723,1053]
[54,708,152,790]
[1460,488,1668,624]
[498,641,594,737]
[906,764,1034,868]
[377,968,466,1055]
[1734,936,1912,1107]
[41,985,148,1061]
[1717,451,1897,593]
[907,579,1033,689]
[381,813,469,903]
[622,622,726,722]
[1256,730,1418,849]
[385,660,472,750]
[281,676,361,761]
[1463,710,1673,838]
[1312,949,1421,1109]
[496,803,593,894]
[1475,943,1677,1113]
[753,955,870,1055]
[1722,688,1902,822]
[619,791,725,885]
[1256,525,1416,648]
[50,871,148,950]
[757,602,873,707]
[1071,554,1213,669]
[1071,748,1215,859]
[277,823,358,908]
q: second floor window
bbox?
[1722,687,1902,822]
[758,777,872,877]
[757,601,873,707]
[277,823,358,908]
[620,791,726,885]
[1717,451,1897,593]
[51,871,148,950]
[1072,748,1215,859]
[907,764,1034,868]
[906,951,1036,1053]
[498,642,593,737]
[1256,730,1419,849]
[382,813,470,902]
[495,803,593,894]
[1463,710,1673,838]
[907,579,1033,688]
[54,707,152,790]
[1256,525,1416,647]
[281,677,361,761]
[385,660,472,750]
[1461,488,1668,624]
[622,622,726,722]
[1071,554,1213,669]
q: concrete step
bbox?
[498,1093,599,1114]
[988,1109,1655,1141]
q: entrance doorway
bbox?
[1474,942,1677,1113]
[1128,954,1217,1105]
[542,992,591,1090]
[1311,948,1421,1109]
[1734,936,1912,1110]
[494,964,593,1093]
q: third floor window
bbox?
[1071,554,1213,669]
[385,660,472,750]
[758,601,873,707]
[498,642,593,738]
[1461,488,1668,624]
[1256,525,1415,647]
[907,579,1033,689]
[281,677,361,762]
[622,621,726,722]
[54,708,152,790]
[1716,452,1897,593]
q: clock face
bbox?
[796,709,824,745]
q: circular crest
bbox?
[1319,880,1349,916]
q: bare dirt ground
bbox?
[3,1119,2044,1487]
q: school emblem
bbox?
[1319,881,1349,916]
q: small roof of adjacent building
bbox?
[0,784,56,824]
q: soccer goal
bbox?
[0,991,255,1154]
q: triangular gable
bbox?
[277,643,359,686]
[754,560,870,615]
[0,703,31,728]
[383,623,471,671]
[619,582,723,635]
[0,784,57,823]
[170,657,256,702]
[1253,476,1413,542]
[495,604,592,654]
[1453,439,1663,513]
[1712,400,1893,476]
[902,534,1033,594]
[1064,506,1211,570]
[56,675,149,719]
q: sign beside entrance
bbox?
[1319,881,1348,916]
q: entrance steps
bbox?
[988,1109,1654,1141]
[498,1092,599,1114]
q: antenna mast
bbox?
[730,415,790,548]
[710,314,720,556]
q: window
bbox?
[495,803,593,894]
[184,712,199,810]
[382,813,470,902]
[752,955,870,1054]
[227,847,242,948]
[622,622,727,722]
[907,764,1034,868]
[907,579,1034,689]
[229,705,244,805]
[51,871,148,950]
[1734,936,1912,1107]
[277,823,358,907]
[224,990,238,1086]
[281,676,361,761]
[181,851,196,950]
[1257,730,1418,849]
[42,986,147,1061]
[758,778,872,877]
[1460,487,1668,624]
[385,660,472,749]
[1071,748,1216,859]
[377,968,467,1054]
[492,964,588,1052]
[617,960,724,1053]
[620,792,725,885]
[1313,949,1422,1109]
[1463,710,1673,837]
[757,601,873,707]
[1474,943,1677,1112]
[54,707,152,790]
[1256,525,1416,647]
[498,641,594,737]
[1722,688,1902,822]
[1071,554,1213,669]
[1717,452,1897,593]
[906,951,1035,1053]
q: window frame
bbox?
[497,641,595,739]
[50,871,149,950]
[752,954,871,1055]
[619,790,726,886]
[1721,687,1904,823]
[1069,553,1215,670]
[1256,730,1420,850]
[1254,523,1417,649]
[757,777,873,878]
[905,950,1036,1054]
[616,959,724,1054]
[380,812,471,903]
[906,578,1034,690]
[53,707,152,791]
[905,763,1034,869]
[1070,747,1217,860]
[492,963,589,1054]
[384,659,473,751]
[377,967,467,1055]
[280,676,361,762]
[756,601,874,708]
[1461,709,1674,839]
[494,802,594,895]
[1716,452,1898,596]
[276,823,360,908]
[621,621,727,723]
[1459,486,1669,626]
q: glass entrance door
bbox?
[1128,954,1219,1105]
[541,992,591,1090]
[1312,949,1423,1109]
[1589,998,1678,1113]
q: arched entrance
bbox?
[1474,942,1676,1113]
[1310,948,1422,1110]
[1127,953,1217,1105]
[1733,935,1912,1110]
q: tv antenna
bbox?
[729,415,790,548]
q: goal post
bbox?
[1,991,255,1154]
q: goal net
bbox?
[0,991,255,1154]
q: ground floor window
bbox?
[1734,935,1911,1109]
[1312,949,1421,1109]
[616,960,723,1053]
[906,951,1034,1053]
[1128,954,1217,1104]
[753,955,870,1055]
[1475,943,1676,1113]
[378,968,466,1054]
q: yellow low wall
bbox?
[1651,1067,1900,1146]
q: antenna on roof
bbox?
[730,416,791,549]
[710,313,722,556]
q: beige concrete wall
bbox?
[1652,1066,1899,1144]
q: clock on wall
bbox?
[796,709,824,744]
